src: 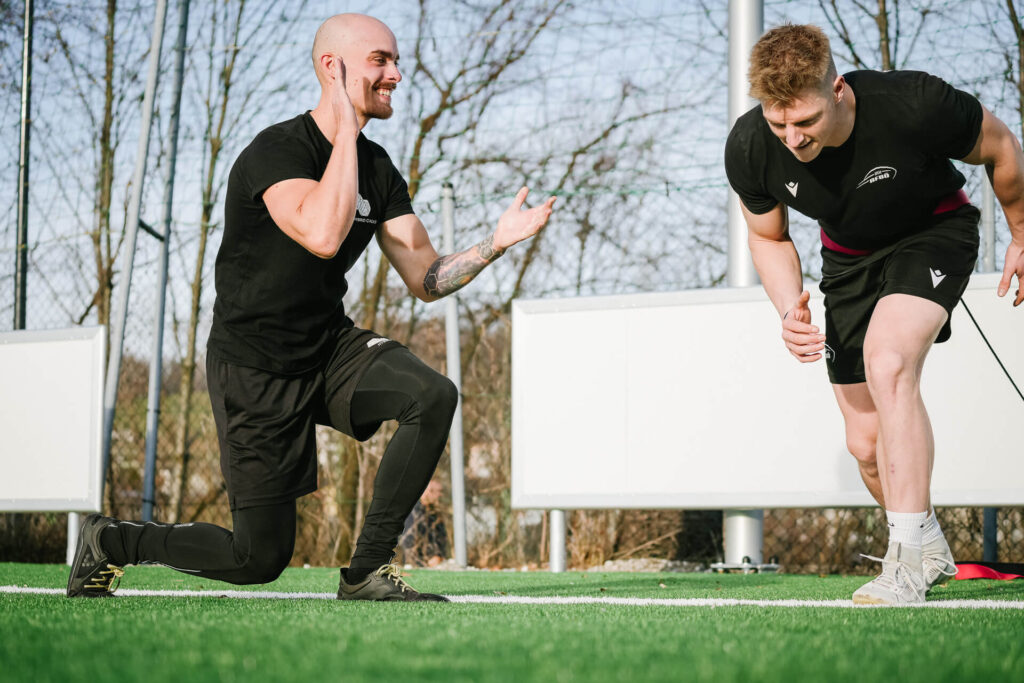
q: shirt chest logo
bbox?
[354,193,376,224]
[785,181,799,197]
[857,166,897,189]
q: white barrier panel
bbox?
[0,327,105,512]
[511,273,1024,509]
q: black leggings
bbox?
[103,502,296,585]
[103,347,457,584]
[347,348,458,569]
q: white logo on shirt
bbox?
[929,268,946,288]
[785,181,799,197]
[366,337,391,349]
[356,193,371,217]
[857,166,897,188]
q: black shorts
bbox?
[207,326,402,510]
[819,204,980,385]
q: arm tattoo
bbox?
[423,235,505,298]
[476,234,504,262]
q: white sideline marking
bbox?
[2,585,1023,609]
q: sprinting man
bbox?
[724,24,1024,604]
[68,13,555,602]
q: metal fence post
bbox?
[549,509,567,572]
[100,0,169,497]
[14,0,32,331]
[142,0,190,521]
[441,183,468,567]
[980,172,997,561]
[724,0,764,568]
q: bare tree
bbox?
[818,0,937,70]
[1003,0,1024,141]
[355,0,572,334]
[40,2,150,344]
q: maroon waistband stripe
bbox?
[820,189,972,256]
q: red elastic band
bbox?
[820,189,971,256]
[954,564,1024,581]
[820,228,873,256]
[933,188,970,215]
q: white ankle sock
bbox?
[921,508,944,545]
[886,510,927,548]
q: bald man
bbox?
[67,14,555,602]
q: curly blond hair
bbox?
[748,24,837,106]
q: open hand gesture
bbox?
[329,55,358,137]
[998,240,1024,307]
[493,187,557,251]
[781,290,826,362]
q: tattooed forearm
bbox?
[476,234,505,263]
[423,235,505,298]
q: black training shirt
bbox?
[209,113,414,374]
[725,70,983,250]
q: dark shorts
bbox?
[207,326,402,510]
[819,204,980,385]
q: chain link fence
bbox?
[1,0,1022,571]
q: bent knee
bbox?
[241,546,292,584]
[846,437,877,470]
[417,374,459,418]
[843,421,877,468]
[864,348,917,392]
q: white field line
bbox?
[2,585,1022,609]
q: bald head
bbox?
[310,13,402,128]
[312,14,395,83]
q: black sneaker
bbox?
[66,513,124,598]
[337,563,449,602]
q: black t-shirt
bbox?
[724,70,983,250]
[208,113,414,374]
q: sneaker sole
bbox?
[852,594,890,605]
[337,591,449,602]
[66,513,114,598]
[852,593,925,606]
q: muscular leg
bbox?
[832,383,885,506]
[337,348,458,575]
[862,293,947,512]
[101,501,296,585]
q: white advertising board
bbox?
[0,327,105,512]
[511,273,1024,509]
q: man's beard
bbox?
[364,100,393,121]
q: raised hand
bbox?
[493,187,557,251]
[781,290,826,362]
[329,55,359,138]
[997,240,1024,307]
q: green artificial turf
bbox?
[2,563,1023,682]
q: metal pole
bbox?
[727,0,762,288]
[980,171,997,558]
[142,0,190,521]
[549,509,567,573]
[14,0,78,564]
[101,0,169,496]
[14,0,33,330]
[980,171,995,273]
[724,509,764,565]
[441,183,468,567]
[725,0,764,566]
[983,507,998,562]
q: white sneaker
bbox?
[922,534,957,591]
[852,542,926,605]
